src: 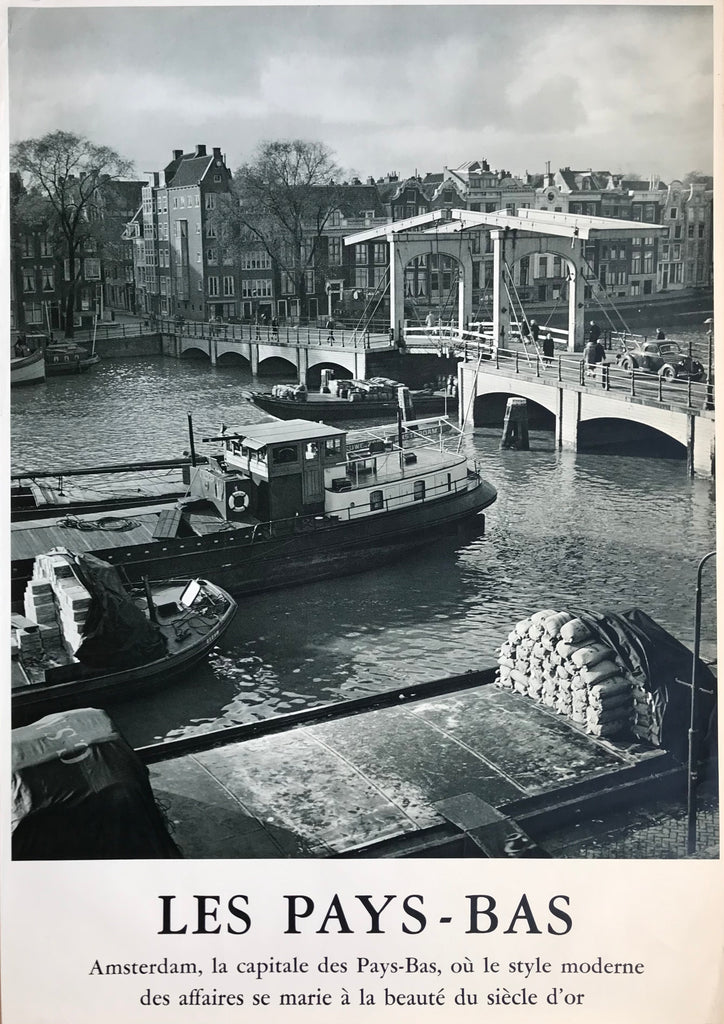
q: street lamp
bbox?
[686,549,716,855]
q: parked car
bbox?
[616,339,706,381]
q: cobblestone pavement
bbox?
[543,792,719,859]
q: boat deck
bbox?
[18,473,186,511]
[11,503,174,562]
[147,682,667,858]
[345,445,463,487]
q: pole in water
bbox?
[500,397,529,450]
[187,412,197,467]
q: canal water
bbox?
[10,333,717,748]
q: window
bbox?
[669,208,678,219]
[643,254,654,274]
[374,243,386,264]
[413,480,426,501]
[22,269,35,292]
[329,210,341,228]
[631,255,641,275]
[223,275,234,296]
[179,196,186,208]
[205,194,216,211]
[84,258,101,280]
[327,237,342,264]
[630,280,640,295]
[41,268,54,291]
[354,268,368,289]
[324,437,343,459]
[206,248,218,264]
[370,490,384,511]
[214,174,222,183]
[674,226,682,239]
[39,235,51,257]
[305,441,320,461]
[241,251,271,271]
[698,224,705,238]
[206,223,217,238]
[372,266,386,288]
[272,445,298,465]
[173,197,179,209]
[688,225,695,238]
[538,257,548,278]
[355,244,367,265]
[208,275,219,296]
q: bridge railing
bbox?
[463,341,714,412]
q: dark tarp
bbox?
[69,551,167,669]
[12,708,181,860]
[573,608,717,763]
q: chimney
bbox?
[195,144,207,157]
[366,176,374,185]
[213,147,222,160]
[173,149,183,161]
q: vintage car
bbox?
[616,339,706,381]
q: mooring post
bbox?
[500,397,529,450]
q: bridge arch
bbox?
[180,344,211,361]
[216,349,251,368]
[258,355,297,377]
[472,390,555,430]
[577,417,687,458]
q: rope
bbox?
[55,515,141,532]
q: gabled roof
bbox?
[167,155,213,188]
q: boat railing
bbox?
[341,472,474,522]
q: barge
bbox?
[11,415,497,603]
[12,549,237,726]
[250,377,458,422]
[10,348,45,387]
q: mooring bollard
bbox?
[500,397,529,450]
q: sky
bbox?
[6,3,715,185]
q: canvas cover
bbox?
[574,607,717,760]
[11,708,181,859]
[70,551,167,669]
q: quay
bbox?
[137,671,708,859]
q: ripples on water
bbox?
[11,354,717,746]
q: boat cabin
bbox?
[190,419,348,523]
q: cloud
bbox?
[8,4,714,183]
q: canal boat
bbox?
[10,347,45,387]
[11,458,191,522]
[12,548,237,726]
[11,415,497,603]
[249,377,458,421]
[44,342,100,375]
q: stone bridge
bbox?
[459,352,715,477]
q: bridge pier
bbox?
[557,389,580,451]
[690,415,716,478]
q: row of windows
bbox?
[207,275,237,297]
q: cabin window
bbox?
[447,473,452,492]
[324,437,343,459]
[370,490,384,511]
[414,480,426,501]
[272,445,298,465]
[305,441,320,460]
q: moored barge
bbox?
[11,416,496,603]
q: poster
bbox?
[1,1,722,1021]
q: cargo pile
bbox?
[496,609,662,746]
[15,552,91,680]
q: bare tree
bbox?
[226,140,344,320]
[11,131,132,336]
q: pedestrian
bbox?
[593,335,606,365]
[542,332,555,366]
[326,317,335,343]
[521,320,530,339]
[530,319,540,344]
[425,311,434,332]
[656,327,666,340]
[271,315,279,338]
[588,320,602,345]
[583,338,600,377]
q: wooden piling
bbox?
[501,397,530,450]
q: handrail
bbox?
[458,340,713,412]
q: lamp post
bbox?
[686,550,716,855]
[704,317,714,409]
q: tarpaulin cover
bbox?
[70,551,167,669]
[573,607,717,761]
[12,708,181,859]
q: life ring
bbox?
[228,490,250,512]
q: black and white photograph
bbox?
[2,1,722,1021]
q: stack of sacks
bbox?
[631,683,663,746]
[496,610,637,742]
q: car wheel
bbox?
[620,356,634,371]
[659,364,677,381]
